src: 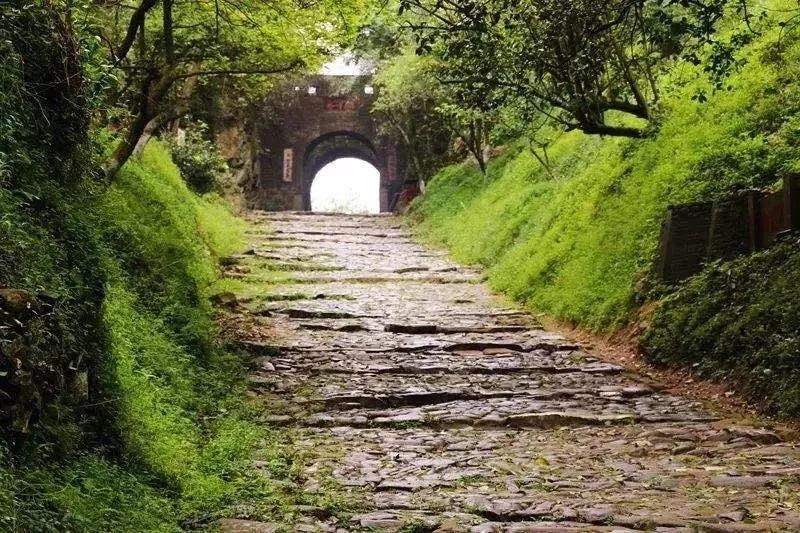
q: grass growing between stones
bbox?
[274,293,358,301]
[210,428,367,531]
[214,271,295,293]
[256,262,346,272]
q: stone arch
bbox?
[249,75,409,212]
[301,131,380,210]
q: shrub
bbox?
[165,123,228,194]
[642,238,800,417]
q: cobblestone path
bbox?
[223,212,800,532]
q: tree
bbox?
[397,0,764,138]
[91,0,368,178]
[371,52,454,180]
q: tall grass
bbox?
[1,141,261,530]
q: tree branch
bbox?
[163,0,175,68]
[113,0,159,64]
[170,61,303,80]
[601,99,649,119]
[572,122,646,138]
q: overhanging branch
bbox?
[571,122,646,138]
[114,0,159,64]
[170,61,304,80]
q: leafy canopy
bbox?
[396,0,769,137]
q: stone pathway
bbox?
[222,212,800,532]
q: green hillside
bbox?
[411,16,800,413]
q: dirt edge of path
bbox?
[542,315,800,438]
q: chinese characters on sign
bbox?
[324,98,360,111]
[283,149,293,182]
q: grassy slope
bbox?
[3,139,357,530]
[412,24,800,331]
[98,142,256,518]
[411,15,800,416]
[0,141,272,531]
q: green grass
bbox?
[411,20,800,330]
[94,142,266,520]
[1,451,179,532]
[642,239,800,417]
[1,140,270,530]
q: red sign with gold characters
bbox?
[324,98,360,111]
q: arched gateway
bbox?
[247,75,407,212]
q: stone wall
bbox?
[657,175,800,282]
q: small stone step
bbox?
[385,324,533,334]
[218,519,278,532]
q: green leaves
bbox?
[165,122,227,194]
[394,0,778,138]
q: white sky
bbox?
[321,54,375,75]
[310,158,381,214]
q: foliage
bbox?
[87,0,373,178]
[642,237,800,417]
[397,0,773,137]
[372,51,454,180]
[373,49,497,178]
[97,141,257,516]
[0,137,259,528]
[0,0,91,179]
[0,1,104,445]
[166,122,228,194]
[410,16,800,330]
[2,456,179,532]
[1,11,258,516]
[352,0,407,62]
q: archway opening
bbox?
[310,158,380,214]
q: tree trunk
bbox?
[466,120,487,175]
[102,71,175,179]
[613,41,650,120]
[131,114,165,158]
[102,104,151,179]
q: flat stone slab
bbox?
[218,519,278,532]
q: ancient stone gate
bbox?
[246,75,407,212]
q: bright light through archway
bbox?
[310,158,380,214]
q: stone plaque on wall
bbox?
[282,148,293,182]
[387,146,398,182]
[324,98,360,111]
